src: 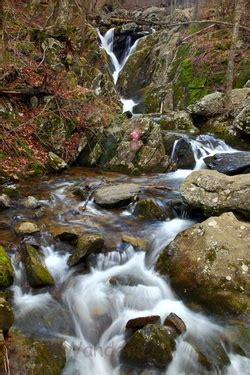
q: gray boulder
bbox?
[94,183,141,208]
[187,92,224,116]
[204,152,250,175]
[180,169,250,219]
[156,212,250,316]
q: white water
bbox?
[98,28,141,113]
[9,29,249,375]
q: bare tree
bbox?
[224,0,245,108]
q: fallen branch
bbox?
[0,87,50,96]
[177,24,217,45]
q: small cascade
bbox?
[98,28,142,112]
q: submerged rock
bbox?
[133,198,166,220]
[122,234,149,251]
[204,152,250,175]
[121,324,176,370]
[0,245,14,288]
[180,169,250,219]
[126,316,160,331]
[156,212,250,316]
[21,244,54,288]
[15,221,40,234]
[68,233,104,267]
[0,330,65,375]
[94,183,141,208]
[0,298,14,333]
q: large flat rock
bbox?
[180,169,250,219]
[94,183,141,207]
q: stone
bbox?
[47,152,68,172]
[122,234,149,250]
[204,152,250,175]
[180,169,250,219]
[164,313,186,337]
[187,92,224,117]
[94,183,141,208]
[23,196,41,208]
[15,221,40,234]
[0,298,14,333]
[126,315,160,331]
[133,198,166,220]
[21,244,54,288]
[0,194,11,210]
[121,324,176,370]
[68,233,104,266]
[0,330,65,375]
[159,111,197,132]
[233,97,250,137]
[170,137,196,169]
[0,245,14,288]
[156,212,250,316]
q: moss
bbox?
[234,56,250,88]
[0,245,14,288]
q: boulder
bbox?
[204,152,250,175]
[122,234,149,251]
[15,221,40,234]
[170,137,196,169]
[0,330,65,375]
[94,183,141,208]
[21,244,54,288]
[0,194,11,210]
[68,233,104,267]
[126,315,160,331]
[159,111,197,132]
[233,97,250,138]
[187,92,224,117]
[156,212,250,316]
[47,152,68,172]
[180,169,250,219]
[0,298,14,333]
[120,324,176,370]
[164,313,186,338]
[0,245,14,288]
[23,196,41,209]
[133,198,166,220]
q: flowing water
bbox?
[2,28,249,375]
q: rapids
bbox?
[1,27,249,375]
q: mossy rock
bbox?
[0,297,14,332]
[0,245,14,288]
[0,330,65,375]
[21,244,54,288]
[133,198,166,221]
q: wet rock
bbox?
[170,137,196,169]
[47,152,68,172]
[156,212,250,316]
[68,233,104,267]
[122,234,149,251]
[159,111,197,132]
[0,298,14,333]
[164,313,186,338]
[121,324,176,370]
[0,330,65,375]
[204,152,250,175]
[0,185,19,197]
[126,316,160,331]
[185,334,230,371]
[0,245,14,288]
[187,92,224,117]
[180,169,250,219]
[0,194,11,210]
[15,221,40,234]
[23,196,41,209]
[94,183,141,208]
[109,275,145,287]
[21,244,54,288]
[224,322,250,357]
[133,198,166,220]
[55,230,79,243]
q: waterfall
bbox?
[98,28,141,113]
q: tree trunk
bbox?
[224,0,245,108]
[0,0,6,53]
[49,0,72,30]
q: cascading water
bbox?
[98,28,141,113]
[5,27,249,375]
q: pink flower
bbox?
[131,129,140,141]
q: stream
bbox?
[1,28,249,375]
